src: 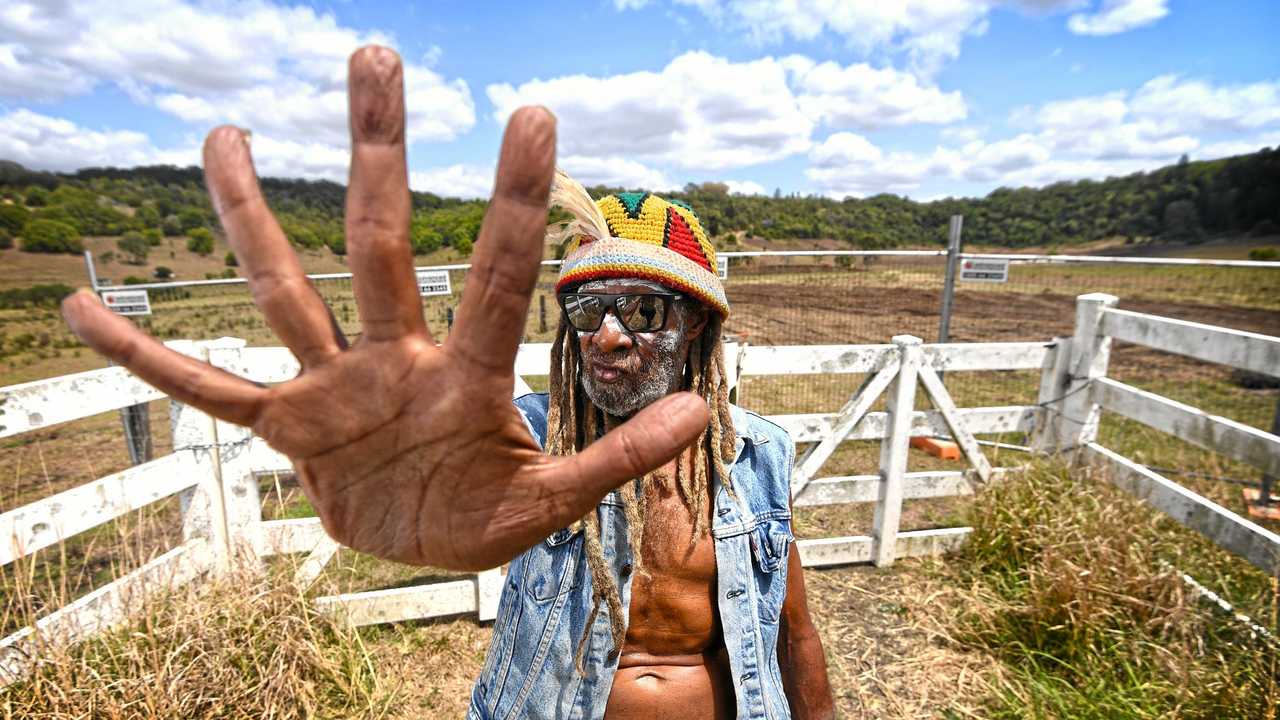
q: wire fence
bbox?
[96,249,1280,460]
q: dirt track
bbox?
[727,283,1280,345]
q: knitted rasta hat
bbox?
[549,170,729,318]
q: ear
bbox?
[683,302,709,342]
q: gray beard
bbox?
[579,324,686,419]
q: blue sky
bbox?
[1,0,1277,200]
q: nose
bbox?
[591,311,634,353]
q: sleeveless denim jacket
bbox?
[467,393,796,720]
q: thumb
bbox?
[542,392,710,527]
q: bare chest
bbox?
[621,469,721,655]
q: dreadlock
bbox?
[544,309,736,671]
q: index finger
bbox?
[62,290,266,426]
[448,107,555,372]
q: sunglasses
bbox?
[557,292,684,333]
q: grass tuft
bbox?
[3,567,397,719]
[928,460,1279,719]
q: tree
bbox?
[186,227,215,255]
[136,204,161,228]
[118,231,150,264]
[1161,199,1203,241]
[178,208,206,233]
[154,266,174,279]
[0,228,11,250]
[20,219,83,253]
[0,204,30,234]
[162,215,183,237]
[225,250,238,267]
[143,228,163,245]
[23,186,49,207]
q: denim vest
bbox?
[468,393,796,720]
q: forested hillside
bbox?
[1,147,1277,260]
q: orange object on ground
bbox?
[910,436,961,460]
[1243,488,1280,520]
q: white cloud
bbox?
[1130,75,1280,133]
[783,56,967,129]
[1033,92,1129,130]
[1068,0,1169,36]
[806,73,1280,198]
[0,109,197,171]
[616,1,1139,74]
[488,51,962,170]
[0,0,475,146]
[245,135,352,182]
[409,165,495,200]
[1197,132,1280,159]
[489,51,814,171]
[560,156,676,190]
[725,179,765,195]
[807,132,948,196]
[0,44,90,100]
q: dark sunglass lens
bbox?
[564,295,604,330]
[618,295,664,332]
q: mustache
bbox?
[580,345,639,370]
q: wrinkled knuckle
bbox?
[615,430,648,476]
[108,332,141,365]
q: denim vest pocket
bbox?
[525,528,583,602]
[750,520,792,573]
[749,519,793,624]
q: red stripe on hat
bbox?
[664,208,712,272]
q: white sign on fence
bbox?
[717,256,729,280]
[100,289,152,316]
[416,269,452,297]
[959,258,1009,283]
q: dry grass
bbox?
[2,566,395,720]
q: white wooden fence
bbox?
[1,293,1278,684]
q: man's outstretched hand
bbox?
[60,46,709,572]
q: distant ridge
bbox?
[2,147,1277,249]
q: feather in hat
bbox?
[545,167,610,251]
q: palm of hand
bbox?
[62,46,707,571]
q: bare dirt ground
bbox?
[357,560,988,720]
[727,282,1280,347]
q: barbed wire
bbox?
[171,434,255,455]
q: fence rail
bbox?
[1,291,1278,681]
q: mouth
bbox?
[589,360,631,383]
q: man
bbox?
[58,46,830,717]
[469,186,834,720]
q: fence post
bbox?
[539,295,547,334]
[206,340,263,568]
[168,340,232,571]
[1256,397,1280,508]
[476,568,503,622]
[1056,293,1118,454]
[937,215,963,344]
[872,335,920,567]
[1030,336,1071,452]
[90,249,154,466]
